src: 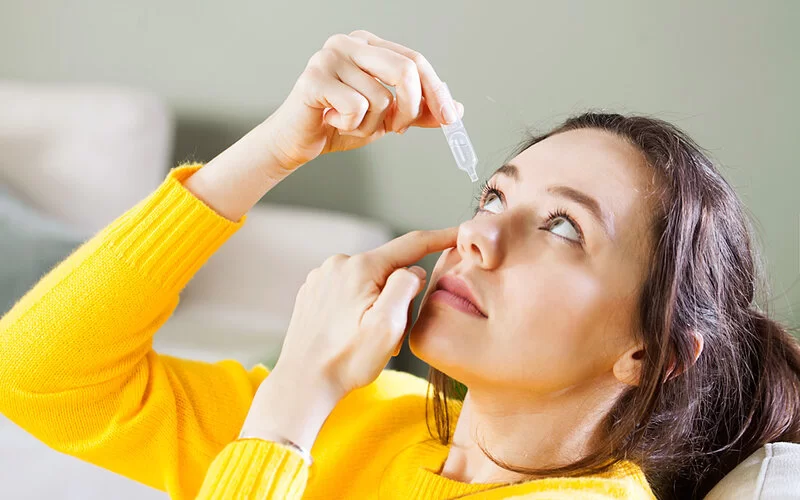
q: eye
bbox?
[543,210,584,245]
[475,180,505,216]
[482,191,504,214]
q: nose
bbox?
[456,217,504,269]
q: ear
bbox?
[665,330,704,381]
[613,345,645,387]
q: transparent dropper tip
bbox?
[440,83,479,183]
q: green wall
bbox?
[2,0,797,327]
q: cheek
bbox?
[498,264,617,384]
[506,264,604,334]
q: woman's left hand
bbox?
[239,228,457,448]
[279,227,456,394]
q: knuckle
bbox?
[398,59,418,82]
[314,49,338,69]
[340,96,369,119]
[356,95,370,115]
[323,33,349,49]
[305,267,320,280]
[349,29,372,38]
[376,89,393,110]
[408,50,427,67]
[306,50,324,68]
[325,253,349,266]
[306,50,336,72]
[297,67,322,93]
[388,268,415,286]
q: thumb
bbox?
[367,266,426,352]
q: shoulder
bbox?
[345,369,431,410]
[322,370,432,430]
[370,369,430,399]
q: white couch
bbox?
[1,81,798,499]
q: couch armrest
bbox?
[0,80,173,233]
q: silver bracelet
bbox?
[238,430,314,467]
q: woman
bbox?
[1,30,798,500]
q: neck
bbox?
[440,377,623,484]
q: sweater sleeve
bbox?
[0,164,275,499]
[196,439,309,499]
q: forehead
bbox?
[514,127,654,205]
[511,128,649,193]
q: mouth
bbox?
[430,274,487,318]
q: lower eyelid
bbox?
[550,232,583,247]
[541,222,583,246]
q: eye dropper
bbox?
[440,83,478,182]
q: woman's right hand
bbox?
[184,30,464,222]
[264,30,465,171]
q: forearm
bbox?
[182,119,301,221]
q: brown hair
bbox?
[426,113,800,499]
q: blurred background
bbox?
[1,1,798,498]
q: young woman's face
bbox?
[410,128,659,393]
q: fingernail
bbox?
[441,101,457,124]
[397,126,409,134]
[409,266,427,279]
[455,101,464,117]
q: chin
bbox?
[409,301,476,377]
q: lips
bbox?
[433,275,487,317]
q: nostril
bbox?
[470,243,481,255]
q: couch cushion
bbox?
[705,442,800,499]
[0,187,87,315]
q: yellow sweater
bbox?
[0,164,655,499]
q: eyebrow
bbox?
[493,163,519,180]
[492,163,615,239]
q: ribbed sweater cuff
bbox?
[101,163,245,293]
[197,439,309,499]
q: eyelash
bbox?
[475,180,585,246]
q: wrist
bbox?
[185,119,303,221]
[257,112,309,175]
[239,364,344,452]
[246,119,303,181]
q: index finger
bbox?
[349,31,458,127]
[365,227,458,273]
